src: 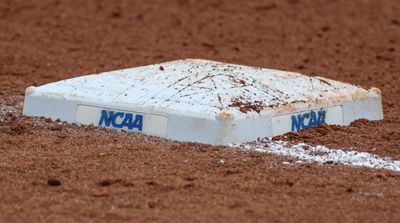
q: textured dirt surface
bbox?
[1,0,400,222]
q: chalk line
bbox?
[231,140,400,172]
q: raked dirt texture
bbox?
[1,0,400,222]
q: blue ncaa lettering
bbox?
[291,110,326,131]
[98,110,143,131]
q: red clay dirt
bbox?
[1,0,400,222]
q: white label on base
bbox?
[272,106,343,136]
[76,105,168,137]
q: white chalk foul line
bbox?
[0,104,18,123]
[0,104,18,114]
[231,140,400,172]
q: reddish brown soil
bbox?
[229,99,266,113]
[1,0,400,222]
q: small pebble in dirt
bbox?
[324,160,335,165]
[49,125,62,131]
[286,180,295,187]
[97,179,112,187]
[111,11,121,18]
[147,202,156,208]
[47,179,62,186]
[346,187,353,193]
[249,151,260,158]
[321,26,330,32]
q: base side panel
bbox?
[22,87,384,145]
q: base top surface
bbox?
[29,59,374,117]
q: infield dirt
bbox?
[1,0,400,222]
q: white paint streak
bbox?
[231,140,400,172]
